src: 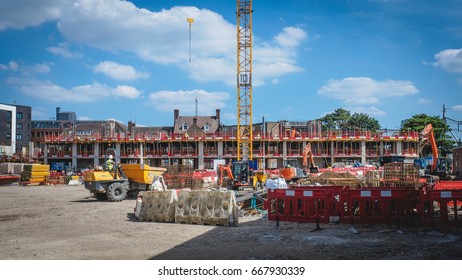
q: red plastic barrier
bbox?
[340,188,419,225]
[417,189,462,227]
[265,187,340,223]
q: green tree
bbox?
[320,108,351,130]
[321,108,380,132]
[401,114,455,156]
[348,113,381,132]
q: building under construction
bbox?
[21,107,421,171]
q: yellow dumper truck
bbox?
[84,163,167,201]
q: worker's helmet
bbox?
[108,155,113,159]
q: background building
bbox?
[0,103,31,157]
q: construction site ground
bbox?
[1,184,462,260]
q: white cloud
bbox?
[318,77,419,105]
[0,0,64,30]
[452,105,462,111]
[56,0,306,86]
[0,61,19,71]
[433,49,462,73]
[113,85,142,99]
[274,26,308,48]
[32,63,52,74]
[148,89,230,115]
[94,61,149,81]
[1,1,308,86]
[1,61,52,74]
[46,43,81,59]
[7,77,141,102]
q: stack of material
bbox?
[45,175,66,186]
[164,164,203,189]
[298,171,363,188]
[20,164,50,185]
[365,170,384,187]
[383,162,420,189]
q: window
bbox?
[203,122,211,131]
[6,133,11,138]
[7,111,11,118]
[17,112,23,119]
[6,122,11,128]
[17,123,23,129]
[180,122,189,131]
[16,134,22,140]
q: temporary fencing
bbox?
[340,188,418,225]
[417,189,462,228]
[265,185,462,228]
[265,186,346,224]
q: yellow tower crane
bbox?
[236,0,253,162]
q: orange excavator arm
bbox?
[303,143,317,171]
[421,124,438,172]
[218,164,234,186]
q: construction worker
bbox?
[106,155,115,171]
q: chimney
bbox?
[128,121,135,133]
[193,117,197,125]
[174,109,179,121]
[215,109,220,122]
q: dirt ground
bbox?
[1,184,462,260]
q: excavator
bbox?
[218,162,258,190]
[280,143,319,183]
[218,164,234,188]
[303,143,319,174]
[417,123,455,180]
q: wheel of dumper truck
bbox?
[106,182,127,202]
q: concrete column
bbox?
[361,141,366,164]
[115,143,121,163]
[396,141,402,155]
[44,143,48,164]
[217,141,223,157]
[198,141,204,169]
[94,143,100,167]
[282,141,287,159]
[380,141,384,157]
[330,141,335,165]
[72,143,78,168]
[139,142,144,164]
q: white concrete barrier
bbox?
[139,190,178,222]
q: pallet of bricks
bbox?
[163,164,203,190]
[45,171,67,186]
[20,164,50,186]
[382,162,420,189]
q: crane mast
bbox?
[236,0,253,161]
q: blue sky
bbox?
[1,0,462,133]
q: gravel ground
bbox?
[1,184,462,260]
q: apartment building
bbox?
[0,103,31,157]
